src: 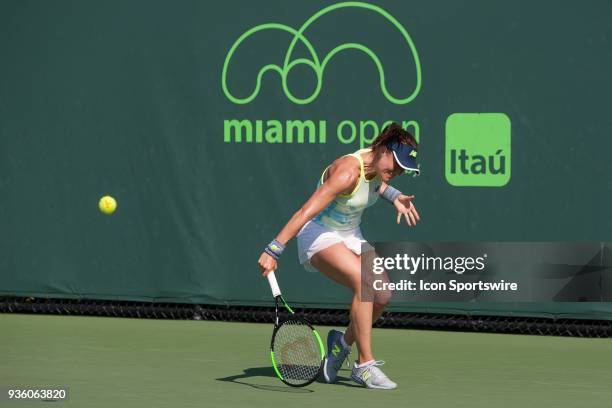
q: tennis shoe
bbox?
[351,360,397,390]
[322,329,351,383]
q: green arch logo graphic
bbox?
[221,1,422,105]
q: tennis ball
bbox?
[99,195,117,215]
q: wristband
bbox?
[264,239,285,260]
[381,185,402,204]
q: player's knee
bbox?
[374,289,391,309]
[351,273,378,299]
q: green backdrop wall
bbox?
[1,0,611,319]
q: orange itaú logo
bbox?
[221,1,422,105]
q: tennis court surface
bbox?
[2,313,611,408]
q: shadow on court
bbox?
[217,367,362,391]
[216,366,313,392]
[314,370,362,389]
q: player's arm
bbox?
[258,158,359,275]
[276,166,355,243]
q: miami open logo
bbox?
[221,1,422,105]
[221,1,423,149]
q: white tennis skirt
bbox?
[297,220,374,272]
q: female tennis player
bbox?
[258,122,420,390]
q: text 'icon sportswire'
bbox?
[445,113,511,187]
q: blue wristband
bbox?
[264,239,285,260]
[381,185,402,204]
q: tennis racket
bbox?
[266,270,325,387]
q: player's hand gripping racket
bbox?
[266,270,325,387]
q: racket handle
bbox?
[266,270,282,298]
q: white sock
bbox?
[355,359,375,368]
[340,332,349,349]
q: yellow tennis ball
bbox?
[99,195,117,215]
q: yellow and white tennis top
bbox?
[312,148,381,231]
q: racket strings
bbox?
[273,319,321,384]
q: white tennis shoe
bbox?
[351,360,397,390]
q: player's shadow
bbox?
[216,366,313,393]
[314,368,362,388]
[217,366,361,391]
